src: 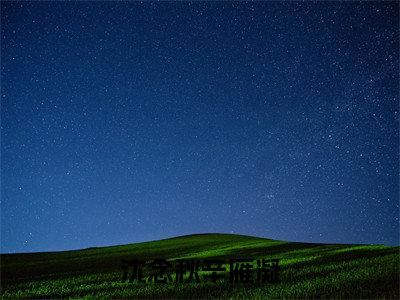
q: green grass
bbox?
[1,233,399,299]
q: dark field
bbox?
[1,233,399,299]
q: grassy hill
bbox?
[1,233,399,299]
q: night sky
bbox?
[1,1,399,253]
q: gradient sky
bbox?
[1,1,399,253]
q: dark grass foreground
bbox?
[1,233,399,299]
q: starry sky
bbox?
[1,1,399,253]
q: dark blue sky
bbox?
[1,1,398,253]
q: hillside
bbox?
[1,233,399,299]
